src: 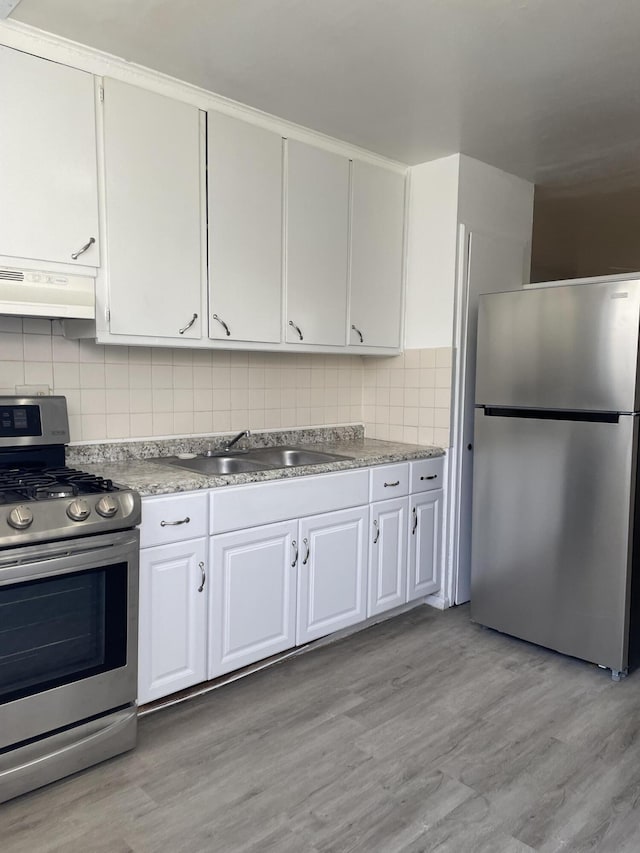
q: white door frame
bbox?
[446,224,471,607]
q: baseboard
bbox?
[425,592,451,610]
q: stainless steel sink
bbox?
[158,445,353,476]
[245,446,353,467]
[165,455,272,475]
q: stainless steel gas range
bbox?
[0,396,141,803]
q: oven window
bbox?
[0,563,128,705]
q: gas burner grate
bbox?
[0,466,117,501]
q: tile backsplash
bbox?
[0,317,452,447]
[362,348,452,447]
[0,318,363,443]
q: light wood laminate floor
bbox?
[3,604,640,853]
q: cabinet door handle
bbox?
[291,539,299,567]
[373,519,380,544]
[351,324,364,343]
[212,314,231,336]
[302,537,310,565]
[384,480,400,488]
[70,236,95,260]
[420,474,438,481]
[198,561,206,593]
[412,507,418,535]
[288,320,304,341]
[179,313,198,335]
[160,516,191,527]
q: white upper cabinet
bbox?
[349,161,405,349]
[0,46,99,268]
[286,140,350,347]
[102,78,203,340]
[207,112,283,344]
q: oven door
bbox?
[0,530,139,749]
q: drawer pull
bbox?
[420,474,438,481]
[160,516,191,527]
[373,519,380,544]
[291,539,299,568]
[198,561,206,593]
[384,480,400,488]
[302,537,310,565]
[412,507,418,534]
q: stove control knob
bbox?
[8,505,33,530]
[67,499,91,522]
[96,495,119,518]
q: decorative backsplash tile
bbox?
[0,318,452,448]
[0,318,363,443]
[362,347,452,447]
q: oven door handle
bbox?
[0,531,139,585]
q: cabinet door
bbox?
[297,506,368,644]
[138,538,207,704]
[0,46,99,267]
[368,497,408,617]
[349,161,405,348]
[102,78,203,339]
[286,140,349,346]
[208,112,282,343]
[209,521,297,678]
[408,490,442,601]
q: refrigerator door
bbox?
[476,280,640,412]
[470,409,637,671]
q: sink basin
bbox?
[246,446,353,467]
[155,445,353,476]
[166,455,272,475]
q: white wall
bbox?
[404,154,460,349]
[404,154,534,355]
[458,154,534,277]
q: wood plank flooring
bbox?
[3,604,640,852]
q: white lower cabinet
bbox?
[138,459,443,704]
[297,506,369,644]
[208,521,298,678]
[367,497,409,617]
[138,537,208,704]
[408,490,443,601]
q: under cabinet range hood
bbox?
[0,266,95,319]
[0,266,96,320]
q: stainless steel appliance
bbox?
[0,396,141,803]
[471,276,640,680]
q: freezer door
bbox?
[470,409,637,671]
[476,280,640,412]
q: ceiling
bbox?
[9,0,640,184]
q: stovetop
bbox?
[0,462,141,547]
[0,465,120,506]
[0,397,141,547]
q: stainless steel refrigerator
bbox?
[471,276,640,680]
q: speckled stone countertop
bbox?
[67,426,445,497]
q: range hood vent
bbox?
[0,266,95,320]
[0,269,24,281]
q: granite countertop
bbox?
[67,427,445,497]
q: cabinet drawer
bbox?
[410,457,444,494]
[210,469,369,535]
[140,492,208,548]
[369,463,409,502]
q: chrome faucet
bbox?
[223,429,251,452]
